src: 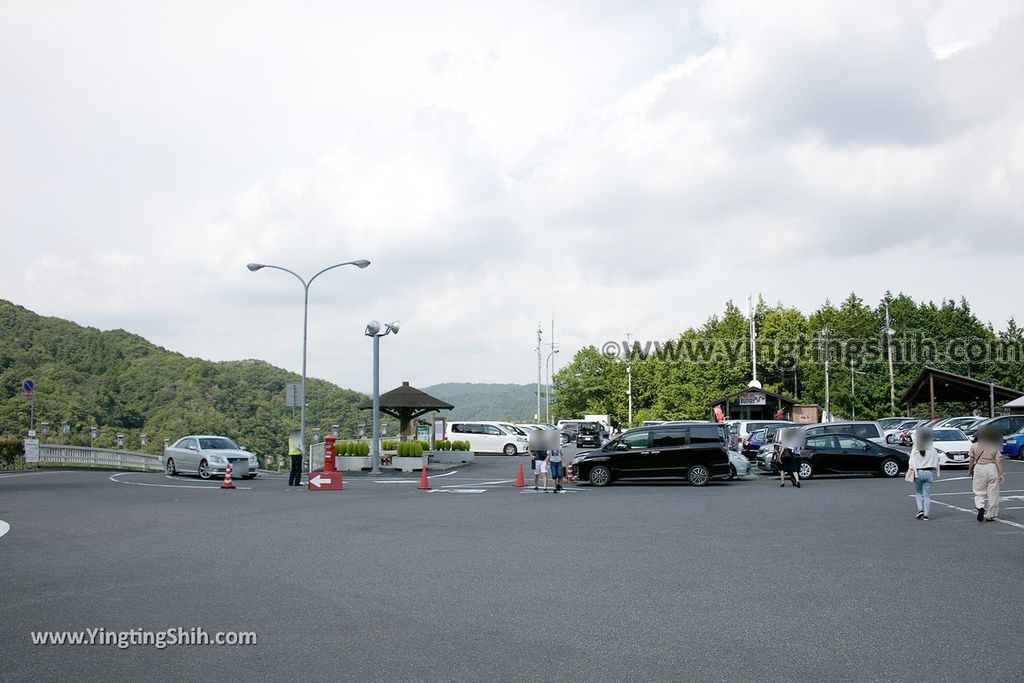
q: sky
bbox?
[2,0,1022,393]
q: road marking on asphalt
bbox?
[443,480,514,488]
[428,488,486,494]
[520,488,583,494]
[372,470,459,483]
[924,499,1024,531]
[925,489,1024,497]
[109,473,252,490]
[0,520,9,539]
[0,471,53,479]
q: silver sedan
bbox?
[163,435,259,479]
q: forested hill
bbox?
[422,383,540,421]
[0,300,374,460]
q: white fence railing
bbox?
[38,445,163,472]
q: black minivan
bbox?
[572,423,731,487]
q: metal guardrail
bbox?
[37,445,163,472]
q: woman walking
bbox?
[908,427,941,520]
[778,428,801,488]
[969,425,1004,522]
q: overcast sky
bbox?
[2,0,1022,392]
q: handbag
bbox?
[904,468,916,483]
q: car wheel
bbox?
[165,458,177,476]
[503,443,518,456]
[688,464,711,487]
[798,461,814,480]
[880,457,901,478]
[727,464,736,480]
[198,460,211,480]
[245,474,257,479]
[588,465,612,487]
[1017,445,1024,460]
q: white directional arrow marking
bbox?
[309,474,328,488]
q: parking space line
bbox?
[925,498,1024,531]
[925,489,1024,497]
[109,473,252,490]
[0,520,9,539]
[443,480,514,488]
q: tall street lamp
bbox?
[365,320,399,475]
[248,259,370,473]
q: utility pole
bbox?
[626,332,633,429]
[850,358,865,420]
[536,324,543,422]
[822,327,832,422]
[748,293,758,385]
[545,316,558,423]
[883,300,896,414]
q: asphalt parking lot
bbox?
[2,452,1023,682]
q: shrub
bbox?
[0,438,24,469]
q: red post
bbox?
[324,436,337,473]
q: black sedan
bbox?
[774,433,909,479]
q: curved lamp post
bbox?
[365,320,399,474]
[247,259,370,474]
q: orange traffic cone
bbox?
[514,462,526,487]
[418,465,430,491]
[220,462,236,489]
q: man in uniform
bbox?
[288,435,303,488]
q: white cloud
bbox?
[1,0,1021,393]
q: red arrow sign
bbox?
[308,471,343,491]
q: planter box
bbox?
[428,450,475,464]
[391,456,424,473]
[335,456,371,472]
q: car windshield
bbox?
[898,421,919,429]
[933,429,966,441]
[579,423,600,434]
[198,437,239,450]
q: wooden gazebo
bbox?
[357,381,453,439]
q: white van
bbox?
[446,421,529,455]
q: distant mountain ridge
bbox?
[421,382,542,422]
[0,300,385,462]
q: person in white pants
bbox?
[969,425,1005,522]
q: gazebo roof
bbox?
[357,381,453,421]
[899,366,1022,407]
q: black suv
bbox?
[572,423,731,487]
[575,422,603,449]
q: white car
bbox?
[446,421,529,455]
[932,428,973,467]
[725,450,752,479]
[163,435,259,479]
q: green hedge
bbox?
[0,438,24,469]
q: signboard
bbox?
[285,383,301,408]
[22,378,35,395]
[417,424,430,442]
[308,471,343,491]
[24,438,40,463]
[738,391,766,406]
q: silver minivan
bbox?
[802,421,887,446]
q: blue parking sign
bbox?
[22,379,35,393]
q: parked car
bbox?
[802,421,887,446]
[741,428,768,456]
[446,421,528,455]
[727,420,794,450]
[764,433,908,479]
[572,423,731,487]
[945,416,983,431]
[1002,427,1024,459]
[885,419,924,444]
[575,422,604,449]
[931,428,973,466]
[163,435,259,479]
[963,415,1024,441]
[726,449,752,479]
[878,417,909,431]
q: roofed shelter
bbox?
[899,366,1023,419]
[708,388,797,421]
[358,381,453,439]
